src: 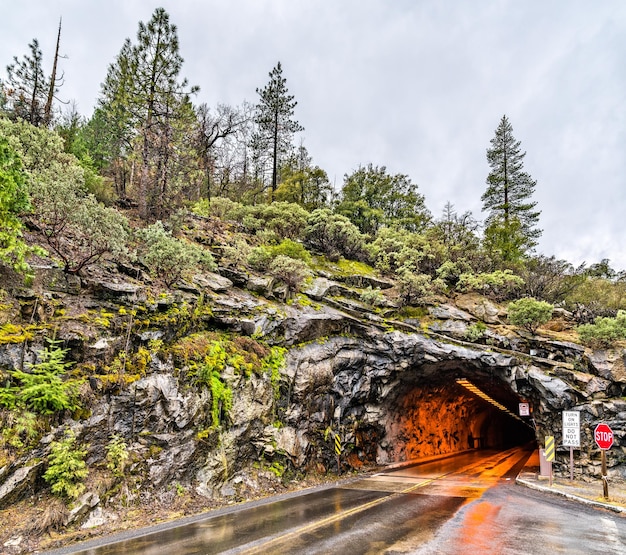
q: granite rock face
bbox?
[2,265,626,522]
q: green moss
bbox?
[288,294,320,309]
[313,256,376,278]
[394,306,429,320]
[0,323,35,344]
[262,346,286,402]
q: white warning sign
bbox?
[562,410,580,448]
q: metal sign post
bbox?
[594,423,614,499]
[562,411,580,481]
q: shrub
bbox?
[1,410,41,451]
[464,321,487,342]
[268,255,311,295]
[360,286,384,307]
[398,271,432,306]
[220,237,251,269]
[0,138,39,280]
[507,297,554,334]
[191,340,248,427]
[136,221,216,287]
[457,269,524,301]
[0,119,128,274]
[262,346,286,402]
[271,239,311,263]
[43,429,89,500]
[304,209,367,260]
[192,197,241,220]
[435,259,472,289]
[247,245,273,271]
[257,202,309,240]
[577,310,626,348]
[369,227,444,276]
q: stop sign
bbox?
[594,423,614,450]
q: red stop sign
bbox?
[594,423,614,450]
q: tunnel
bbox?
[368,361,537,464]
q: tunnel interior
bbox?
[375,363,537,463]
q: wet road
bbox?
[46,447,626,554]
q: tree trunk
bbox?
[44,19,62,127]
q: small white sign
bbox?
[519,402,530,416]
[562,410,580,448]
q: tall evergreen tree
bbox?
[482,115,541,263]
[96,8,197,218]
[3,39,49,126]
[254,62,304,201]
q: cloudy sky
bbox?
[3,1,625,270]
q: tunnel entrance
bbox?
[376,365,537,464]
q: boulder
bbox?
[193,272,233,292]
[0,463,43,508]
[88,278,146,303]
[65,492,100,526]
[455,293,502,324]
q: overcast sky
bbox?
[3,1,625,270]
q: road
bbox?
[46,446,626,554]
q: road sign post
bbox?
[594,423,614,499]
[334,432,342,474]
[562,411,580,481]
[545,436,555,487]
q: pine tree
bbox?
[97,8,198,219]
[11,338,78,415]
[255,62,304,201]
[4,39,49,126]
[482,115,541,263]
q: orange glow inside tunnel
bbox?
[378,377,536,462]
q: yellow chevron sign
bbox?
[545,436,555,462]
[334,433,342,456]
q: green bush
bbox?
[262,346,286,402]
[256,202,309,240]
[0,118,128,274]
[136,221,216,287]
[1,411,41,451]
[577,310,626,348]
[0,137,38,279]
[464,321,487,342]
[304,208,366,261]
[457,269,524,301]
[220,237,251,269]
[270,239,311,263]
[192,197,242,220]
[507,297,554,334]
[398,271,432,306]
[43,429,89,500]
[268,255,311,295]
[369,227,444,276]
[247,245,273,271]
[360,286,384,307]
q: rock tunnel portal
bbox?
[369,363,537,464]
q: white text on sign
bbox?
[562,410,580,448]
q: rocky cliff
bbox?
[1,257,625,546]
